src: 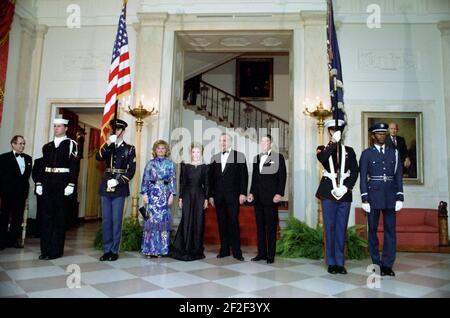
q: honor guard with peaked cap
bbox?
[96,118,136,262]
[359,122,404,277]
[316,117,359,275]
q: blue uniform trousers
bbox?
[101,196,125,254]
[367,209,396,268]
[322,200,351,266]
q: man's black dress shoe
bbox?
[13,242,24,249]
[38,254,49,260]
[381,267,395,277]
[327,265,338,274]
[336,266,347,274]
[234,256,245,261]
[108,253,119,261]
[99,252,111,261]
[216,253,230,259]
[48,255,62,260]
[266,258,274,264]
[251,255,267,261]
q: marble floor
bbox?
[1,222,449,298]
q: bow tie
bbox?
[15,153,23,158]
[222,151,229,155]
[262,152,269,156]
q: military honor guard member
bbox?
[35,117,78,260]
[96,119,136,261]
[315,119,359,274]
[360,123,404,277]
[0,135,32,249]
[247,135,287,264]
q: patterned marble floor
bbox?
[1,222,449,298]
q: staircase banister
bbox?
[199,80,288,125]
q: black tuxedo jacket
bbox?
[385,135,408,162]
[250,151,287,206]
[0,151,32,200]
[209,150,248,204]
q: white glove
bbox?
[64,185,74,196]
[395,201,403,212]
[108,134,117,144]
[332,130,341,143]
[107,179,119,188]
[36,185,43,196]
[362,203,371,213]
[331,185,347,200]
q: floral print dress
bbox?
[140,157,176,256]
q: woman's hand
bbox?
[203,199,208,210]
[142,194,148,204]
[168,194,174,207]
[179,198,183,209]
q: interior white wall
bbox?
[336,23,449,225]
[32,25,137,158]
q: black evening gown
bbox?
[171,162,209,261]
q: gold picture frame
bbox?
[362,111,423,185]
[236,58,273,101]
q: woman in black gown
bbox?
[171,143,209,261]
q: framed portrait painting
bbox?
[236,58,273,101]
[362,111,423,185]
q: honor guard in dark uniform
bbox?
[316,119,359,274]
[96,119,136,261]
[359,123,404,277]
[35,117,78,260]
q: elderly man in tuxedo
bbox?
[0,135,32,249]
[209,133,248,261]
[247,135,287,264]
[385,122,411,170]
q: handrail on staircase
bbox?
[199,80,288,124]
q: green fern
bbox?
[346,224,369,260]
[276,217,368,260]
[276,218,324,259]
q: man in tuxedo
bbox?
[0,135,32,249]
[247,135,286,264]
[209,133,248,261]
[385,122,411,170]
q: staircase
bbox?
[183,77,289,154]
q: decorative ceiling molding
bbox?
[220,37,252,47]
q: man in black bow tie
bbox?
[247,135,287,264]
[0,135,32,249]
[209,133,248,261]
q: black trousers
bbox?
[254,202,278,260]
[0,195,26,246]
[40,182,68,258]
[215,199,242,257]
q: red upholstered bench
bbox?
[204,205,282,246]
[355,208,440,252]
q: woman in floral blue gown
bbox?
[141,140,176,257]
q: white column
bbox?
[438,21,450,235]
[13,18,36,135]
[131,13,169,203]
[25,24,48,159]
[291,11,329,228]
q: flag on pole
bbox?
[101,0,131,145]
[327,0,345,123]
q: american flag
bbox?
[101,0,131,145]
[327,0,346,123]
